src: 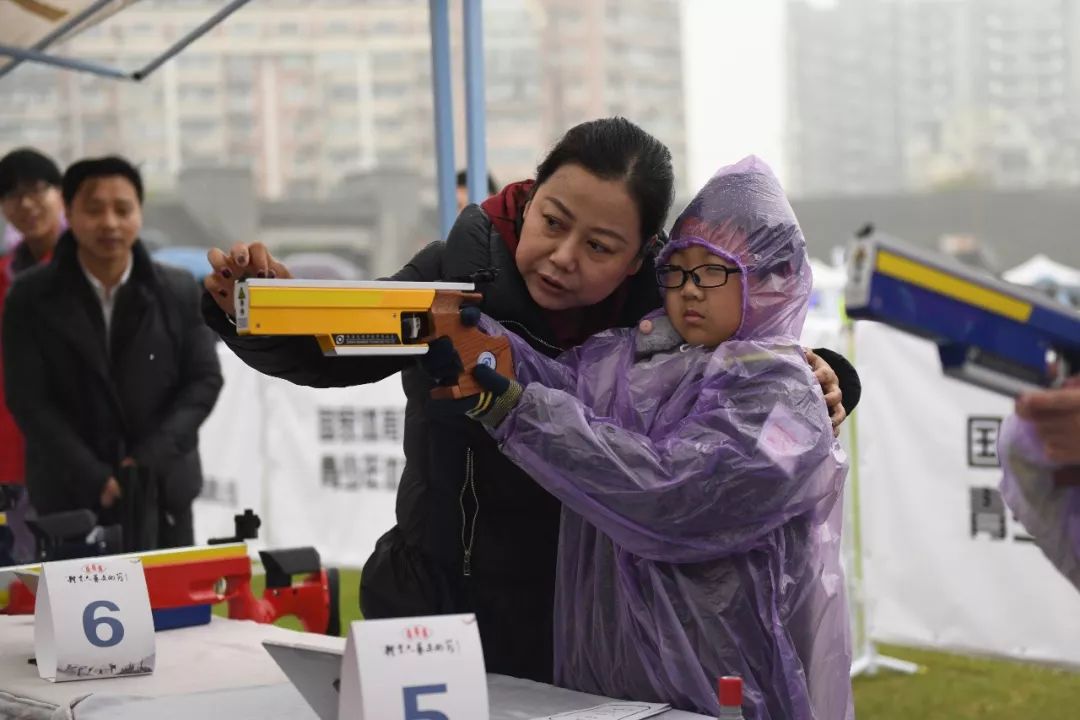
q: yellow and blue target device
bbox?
[845,231,1080,397]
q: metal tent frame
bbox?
[0,0,487,239]
[430,0,489,238]
[0,0,255,81]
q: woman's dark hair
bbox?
[62,155,144,206]
[534,117,674,250]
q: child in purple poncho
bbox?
[448,157,853,719]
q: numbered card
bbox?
[338,613,488,720]
[34,556,155,682]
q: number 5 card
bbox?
[34,556,155,682]
[339,613,488,720]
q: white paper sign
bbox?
[532,703,671,720]
[34,556,155,682]
[338,613,488,720]
[854,322,1080,665]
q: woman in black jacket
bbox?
[203,118,860,682]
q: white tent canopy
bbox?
[0,0,140,75]
[0,0,252,81]
[1003,253,1080,288]
[2,0,136,46]
[810,257,848,290]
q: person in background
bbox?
[456,169,498,212]
[2,156,222,550]
[999,377,1080,591]
[0,148,66,565]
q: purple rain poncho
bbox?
[998,415,1080,591]
[478,157,852,719]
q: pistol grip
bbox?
[429,330,513,400]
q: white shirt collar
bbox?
[79,255,133,337]
[80,255,133,302]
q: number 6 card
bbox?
[34,556,155,682]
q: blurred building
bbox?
[0,0,687,204]
[538,0,687,191]
[158,166,417,278]
[786,0,1080,197]
[790,184,1080,270]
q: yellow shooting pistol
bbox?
[234,279,512,399]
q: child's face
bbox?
[660,245,743,347]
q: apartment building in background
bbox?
[786,0,1080,197]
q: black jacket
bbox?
[2,232,223,523]
[203,205,861,679]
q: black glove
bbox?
[428,364,524,428]
[812,347,861,415]
[418,306,483,385]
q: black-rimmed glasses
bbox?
[655,263,741,289]
[1,181,51,205]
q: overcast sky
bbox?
[680,0,786,191]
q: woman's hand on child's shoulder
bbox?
[804,348,845,437]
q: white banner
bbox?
[259,373,404,569]
[196,347,405,568]
[192,348,266,546]
[854,321,1080,666]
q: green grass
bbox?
[216,569,1080,718]
[852,644,1080,719]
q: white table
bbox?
[0,615,709,720]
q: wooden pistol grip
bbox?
[429,331,513,400]
[427,291,514,400]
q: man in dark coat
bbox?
[2,156,222,550]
